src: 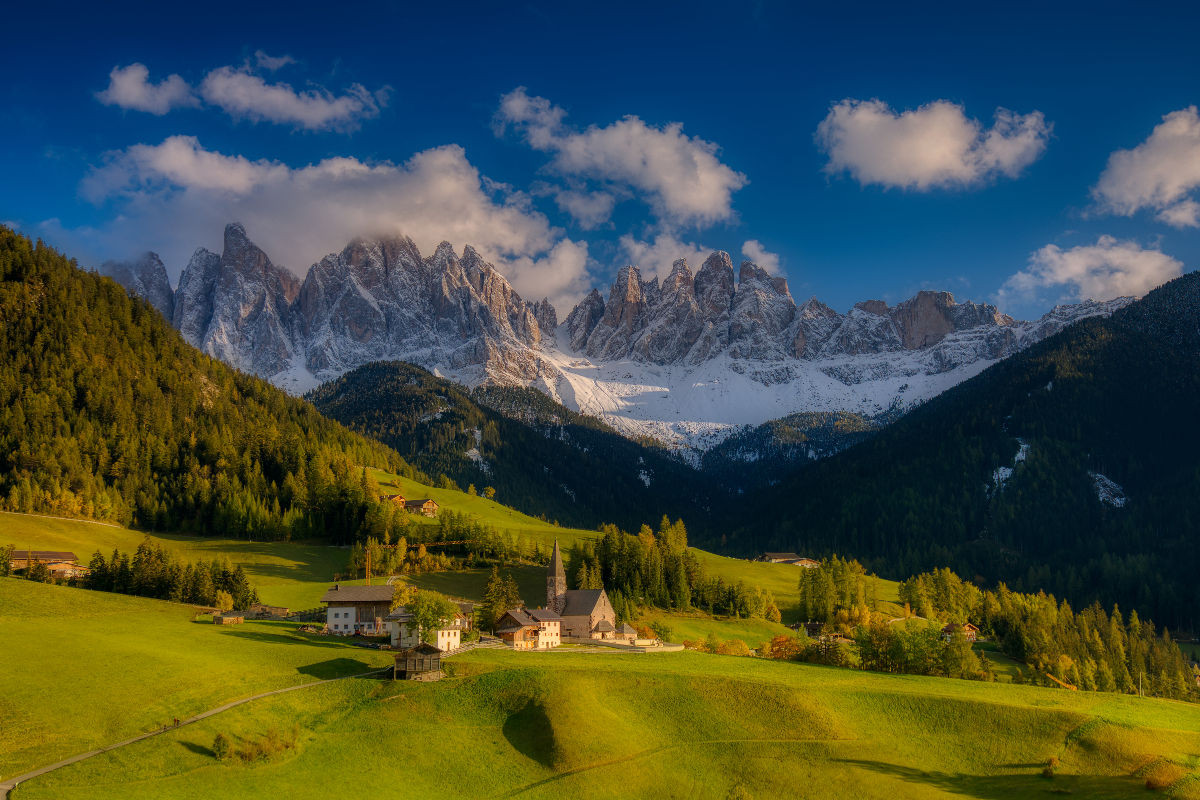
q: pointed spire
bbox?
[550,539,565,581]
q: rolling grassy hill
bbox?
[10,625,1200,799]
[0,578,393,779]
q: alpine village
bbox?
[3,4,1200,799]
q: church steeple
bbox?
[547,539,566,613]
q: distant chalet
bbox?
[758,553,819,568]
[7,550,89,578]
[941,622,980,642]
[378,494,438,517]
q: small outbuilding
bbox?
[213,613,244,625]
[394,642,443,681]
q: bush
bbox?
[212,732,231,761]
[717,639,752,657]
[650,620,673,641]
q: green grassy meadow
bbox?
[0,512,349,611]
[12,635,1200,799]
[0,578,393,779]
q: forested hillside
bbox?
[732,271,1200,629]
[308,361,723,532]
[0,227,416,543]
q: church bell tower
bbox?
[547,539,566,613]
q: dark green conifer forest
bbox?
[0,227,415,543]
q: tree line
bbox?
[567,517,781,623]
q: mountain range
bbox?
[730,269,1200,629]
[101,222,1132,453]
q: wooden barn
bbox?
[393,642,443,681]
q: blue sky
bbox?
[2,0,1198,318]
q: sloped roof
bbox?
[530,608,561,621]
[497,609,537,632]
[594,619,615,633]
[396,642,442,657]
[619,623,637,635]
[10,550,77,562]
[320,585,395,604]
[561,589,605,616]
[408,498,437,506]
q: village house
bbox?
[383,494,406,508]
[545,540,634,642]
[941,622,980,642]
[385,606,468,651]
[406,498,439,517]
[496,609,540,649]
[496,608,562,649]
[320,584,394,636]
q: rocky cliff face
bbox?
[295,235,554,384]
[563,254,1027,370]
[177,223,301,376]
[99,253,174,320]
[111,226,1136,451]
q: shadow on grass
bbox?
[503,700,558,768]
[216,628,374,651]
[836,759,1141,798]
[298,657,376,679]
[179,740,214,758]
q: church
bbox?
[545,540,631,640]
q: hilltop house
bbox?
[941,622,980,642]
[758,553,820,568]
[385,606,468,651]
[406,499,439,517]
[545,540,634,641]
[383,494,406,508]
[320,584,394,635]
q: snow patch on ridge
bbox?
[1090,472,1127,508]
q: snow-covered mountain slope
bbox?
[104,223,1134,453]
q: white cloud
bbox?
[254,50,296,71]
[199,66,386,131]
[70,136,589,311]
[740,239,781,273]
[1093,106,1200,228]
[817,99,1051,190]
[95,63,198,115]
[554,189,616,229]
[1000,236,1182,305]
[497,87,747,227]
[618,233,715,281]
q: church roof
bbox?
[549,539,565,583]
[530,608,561,621]
[561,589,606,617]
[594,619,615,632]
